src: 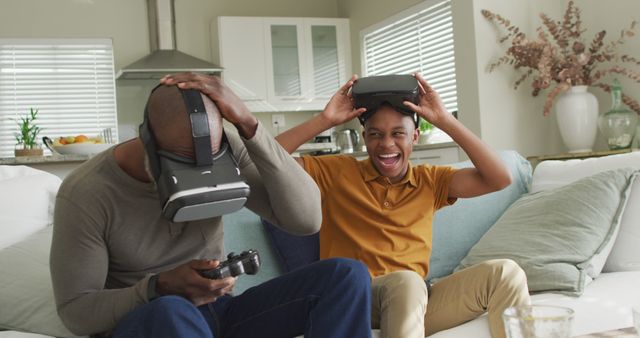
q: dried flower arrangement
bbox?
[482,1,640,116]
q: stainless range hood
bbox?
[116,0,222,80]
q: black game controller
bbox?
[200,249,260,279]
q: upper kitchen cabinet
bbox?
[218,17,351,112]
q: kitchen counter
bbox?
[340,141,458,158]
[1,141,460,178]
[0,154,90,165]
[295,141,458,157]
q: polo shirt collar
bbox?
[361,158,418,187]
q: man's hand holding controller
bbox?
[199,250,261,280]
[148,250,260,306]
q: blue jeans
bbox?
[111,258,372,338]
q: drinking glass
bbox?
[503,305,574,338]
[633,305,640,334]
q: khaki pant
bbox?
[371,259,530,338]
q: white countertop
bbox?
[293,141,458,157]
[0,154,90,165]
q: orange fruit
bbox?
[75,135,89,143]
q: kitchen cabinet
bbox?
[351,143,460,165]
[408,145,459,165]
[218,16,351,112]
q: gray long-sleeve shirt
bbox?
[50,123,321,336]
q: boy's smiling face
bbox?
[363,105,419,183]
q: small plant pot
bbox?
[418,131,433,144]
[14,147,43,157]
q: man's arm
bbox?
[50,196,235,335]
[404,74,512,198]
[159,73,322,234]
[50,197,140,335]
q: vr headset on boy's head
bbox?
[351,74,420,128]
[139,85,250,223]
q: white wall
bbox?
[471,0,565,156]
[2,0,638,154]
[0,0,340,138]
[341,0,640,157]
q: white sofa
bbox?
[1,150,639,338]
[433,150,640,338]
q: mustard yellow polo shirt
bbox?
[302,155,458,278]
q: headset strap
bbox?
[139,84,162,180]
[181,89,213,166]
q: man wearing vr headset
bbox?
[50,72,372,338]
[275,73,530,338]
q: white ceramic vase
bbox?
[555,85,598,153]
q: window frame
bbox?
[359,0,458,116]
[0,38,118,157]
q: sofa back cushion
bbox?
[223,208,284,294]
[262,218,319,272]
[531,151,640,272]
[428,150,532,280]
[0,165,61,250]
[0,226,77,337]
[458,168,638,296]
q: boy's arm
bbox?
[275,75,366,164]
[405,74,512,198]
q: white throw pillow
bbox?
[0,227,76,337]
[531,151,640,272]
[0,165,61,250]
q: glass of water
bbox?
[503,305,574,338]
[633,306,640,334]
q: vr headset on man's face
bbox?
[139,86,250,222]
[351,74,420,128]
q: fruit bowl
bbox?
[51,142,113,155]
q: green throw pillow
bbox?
[457,168,639,296]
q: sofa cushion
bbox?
[0,165,61,250]
[0,226,77,337]
[531,151,640,272]
[262,218,319,272]
[458,168,638,296]
[222,208,284,294]
[428,150,532,280]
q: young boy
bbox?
[275,73,531,338]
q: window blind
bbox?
[361,0,458,114]
[0,39,118,157]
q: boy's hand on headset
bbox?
[403,73,455,129]
[322,74,366,127]
[160,72,258,139]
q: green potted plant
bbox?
[13,108,43,157]
[418,118,433,144]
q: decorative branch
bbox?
[483,3,640,116]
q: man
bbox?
[50,72,372,338]
[274,73,531,338]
